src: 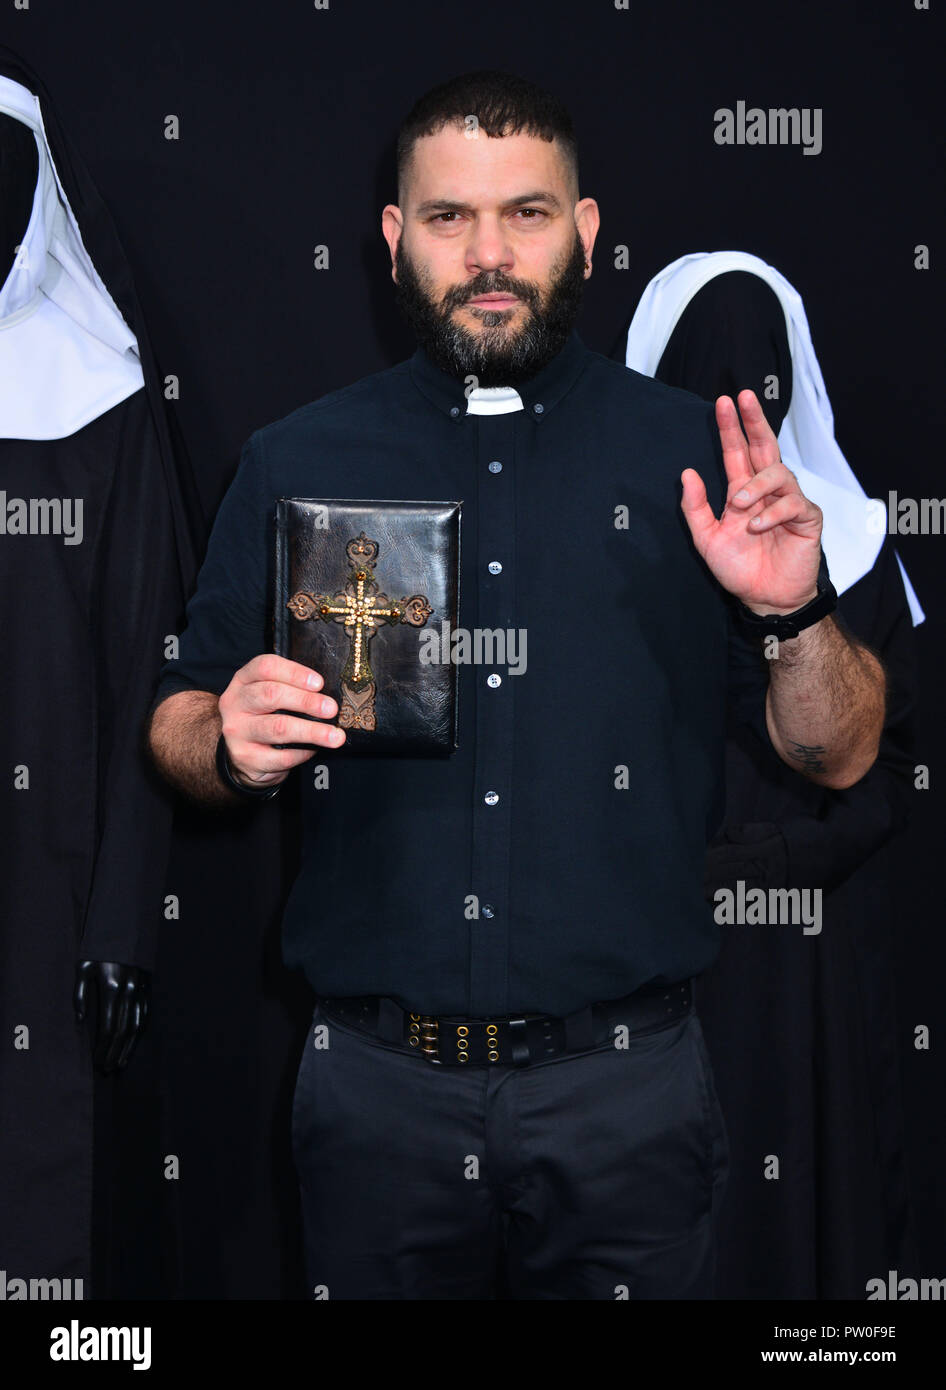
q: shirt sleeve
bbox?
[150,429,272,708]
[725,601,772,745]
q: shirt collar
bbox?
[465,385,524,415]
[409,327,590,422]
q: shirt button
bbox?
[488,560,503,575]
[450,406,460,417]
[484,791,499,806]
[481,904,495,919]
[533,403,544,415]
[487,673,502,688]
[488,460,503,473]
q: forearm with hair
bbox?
[147,689,241,808]
[765,615,886,790]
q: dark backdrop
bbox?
[5,0,943,1297]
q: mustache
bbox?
[440,276,539,312]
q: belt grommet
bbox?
[488,1049,499,1062]
[409,1036,419,1046]
[457,1052,469,1063]
[409,1013,421,1021]
[457,1025,469,1036]
[486,1024,498,1036]
[457,1038,468,1050]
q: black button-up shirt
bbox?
[153,329,773,1016]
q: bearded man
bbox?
[147,71,885,1301]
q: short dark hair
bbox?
[396,70,579,206]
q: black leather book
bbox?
[273,499,461,755]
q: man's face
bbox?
[383,126,599,386]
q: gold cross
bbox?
[287,532,433,731]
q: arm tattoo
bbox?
[786,740,828,774]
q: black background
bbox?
[3,0,943,1297]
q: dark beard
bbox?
[392,230,587,387]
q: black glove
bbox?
[74,960,151,1074]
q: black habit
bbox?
[0,47,203,1294]
[647,269,920,1297]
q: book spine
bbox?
[273,499,288,658]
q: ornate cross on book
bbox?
[286,532,433,731]
[274,499,460,756]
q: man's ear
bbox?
[575,197,600,271]
[381,205,402,279]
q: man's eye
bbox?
[430,209,546,224]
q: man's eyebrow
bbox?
[414,191,564,216]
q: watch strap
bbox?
[735,578,838,641]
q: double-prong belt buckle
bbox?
[408,1012,441,1063]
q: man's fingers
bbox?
[252,711,345,747]
[235,652,325,693]
[220,654,347,779]
[715,394,752,488]
[224,713,346,767]
[728,461,801,509]
[736,389,781,468]
[233,742,334,777]
[716,391,782,488]
[744,493,821,534]
[224,730,344,781]
[733,389,777,447]
[223,654,335,719]
[241,678,338,718]
[679,468,718,548]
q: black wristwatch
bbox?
[215,732,282,800]
[735,575,838,641]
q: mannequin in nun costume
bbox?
[0,49,202,1292]
[622,250,922,1298]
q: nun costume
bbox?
[622,250,922,1298]
[0,48,202,1292]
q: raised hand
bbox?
[680,390,822,614]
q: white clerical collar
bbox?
[465,385,524,416]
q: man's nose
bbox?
[465,218,514,275]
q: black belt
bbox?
[317,979,692,1067]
